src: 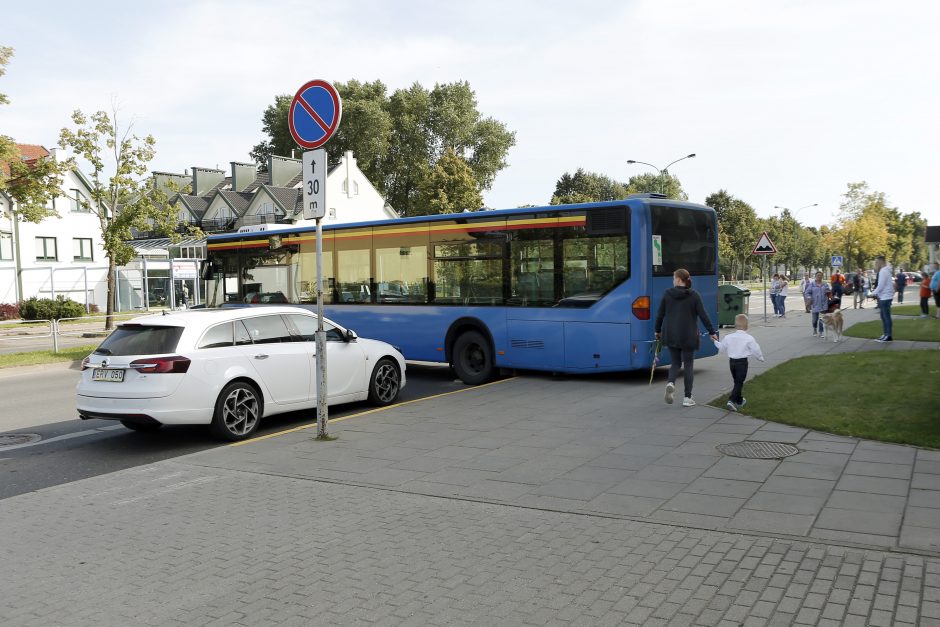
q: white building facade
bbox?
[1,146,108,309]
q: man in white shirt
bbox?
[714,314,765,411]
[871,255,895,342]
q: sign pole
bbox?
[290,78,342,440]
[762,257,768,323]
[315,216,328,438]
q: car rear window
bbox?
[95,325,184,356]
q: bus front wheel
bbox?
[452,331,494,385]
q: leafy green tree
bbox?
[0,46,71,222]
[705,190,759,280]
[251,80,515,216]
[413,148,482,215]
[59,109,177,328]
[550,169,629,204]
[248,94,292,166]
[626,172,687,200]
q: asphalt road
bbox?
[0,362,467,501]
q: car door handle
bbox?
[253,354,269,360]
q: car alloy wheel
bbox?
[211,382,261,441]
[368,358,400,406]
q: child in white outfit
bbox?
[714,314,765,411]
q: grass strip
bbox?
[709,350,940,448]
[844,318,940,342]
[892,304,938,317]
[0,345,97,369]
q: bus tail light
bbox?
[632,296,651,320]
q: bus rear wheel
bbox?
[452,330,494,385]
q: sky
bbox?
[3,0,939,227]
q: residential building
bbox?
[1,145,107,309]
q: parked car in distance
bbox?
[76,307,406,441]
[842,273,855,295]
[903,271,922,286]
[244,291,288,304]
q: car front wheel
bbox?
[368,358,401,406]
[211,381,262,441]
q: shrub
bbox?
[18,296,87,320]
[0,303,20,321]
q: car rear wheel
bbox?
[452,330,494,385]
[368,358,401,406]
[211,381,262,441]
[120,420,162,433]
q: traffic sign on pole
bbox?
[831,255,843,267]
[288,79,343,150]
[302,149,326,220]
[752,231,777,255]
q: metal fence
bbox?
[0,311,153,353]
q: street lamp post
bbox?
[627,153,696,195]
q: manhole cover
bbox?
[0,433,42,448]
[717,441,799,459]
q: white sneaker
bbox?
[682,397,696,407]
[812,331,817,337]
[740,398,747,408]
[726,400,738,412]
[664,382,675,404]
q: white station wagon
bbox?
[77,307,406,440]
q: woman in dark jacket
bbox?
[654,268,718,407]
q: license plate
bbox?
[92,368,125,382]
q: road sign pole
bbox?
[763,257,768,323]
[315,216,328,438]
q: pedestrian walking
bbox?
[769,274,780,317]
[872,255,895,342]
[861,270,871,307]
[799,272,812,313]
[852,269,865,309]
[714,314,765,412]
[896,268,907,304]
[831,270,845,301]
[920,271,933,318]
[777,275,788,318]
[655,268,719,408]
[805,271,831,337]
[932,262,940,320]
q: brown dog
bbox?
[820,309,844,342]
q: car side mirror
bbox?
[346,329,358,342]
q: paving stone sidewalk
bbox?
[1,304,938,625]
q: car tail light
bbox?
[129,356,191,374]
[81,356,91,370]
[632,296,651,320]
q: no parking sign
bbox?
[288,79,342,150]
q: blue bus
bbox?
[203,194,719,384]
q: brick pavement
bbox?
[1,303,938,625]
[0,461,938,626]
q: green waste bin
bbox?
[718,284,751,327]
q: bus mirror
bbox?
[199,259,216,281]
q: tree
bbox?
[248,94,292,166]
[251,80,515,217]
[413,148,483,215]
[59,109,177,328]
[626,172,687,200]
[550,169,629,204]
[705,190,759,280]
[0,46,70,222]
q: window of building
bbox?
[70,189,90,213]
[36,237,57,261]
[0,231,12,261]
[73,238,94,261]
[256,202,280,221]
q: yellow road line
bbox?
[229,376,517,447]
